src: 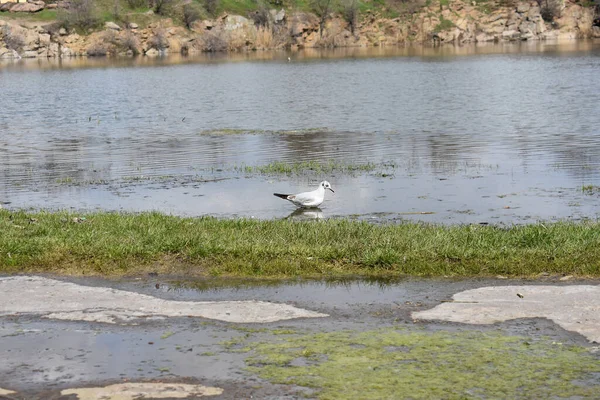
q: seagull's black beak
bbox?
[329,188,335,193]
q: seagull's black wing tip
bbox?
[273,193,290,200]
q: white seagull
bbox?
[274,181,334,208]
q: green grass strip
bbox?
[1,210,600,277]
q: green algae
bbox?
[245,329,600,399]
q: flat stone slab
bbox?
[0,276,328,324]
[61,382,223,399]
[0,387,16,396]
[412,285,600,343]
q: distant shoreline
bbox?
[1,0,598,60]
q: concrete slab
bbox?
[0,387,16,395]
[0,276,328,324]
[413,285,600,343]
[61,382,223,399]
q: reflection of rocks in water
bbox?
[285,207,324,220]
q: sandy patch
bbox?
[61,382,222,399]
[0,276,327,324]
[413,285,600,342]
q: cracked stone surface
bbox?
[0,276,328,324]
[0,387,16,396]
[61,382,224,399]
[412,285,600,343]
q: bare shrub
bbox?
[126,0,148,8]
[103,29,120,44]
[272,24,292,47]
[148,29,169,50]
[152,0,176,15]
[180,41,189,55]
[539,0,562,22]
[251,1,270,27]
[255,25,273,48]
[388,0,425,17]
[498,0,516,7]
[227,30,247,51]
[311,0,334,38]
[182,2,202,29]
[121,30,141,54]
[2,26,26,52]
[58,0,101,32]
[203,0,219,17]
[86,41,110,56]
[201,30,227,51]
[341,0,358,34]
[315,26,344,47]
[112,0,122,20]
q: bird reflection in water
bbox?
[284,208,324,220]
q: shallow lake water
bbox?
[1,41,600,223]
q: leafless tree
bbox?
[58,0,101,32]
[152,0,175,15]
[342,0,358,34]
[182,2,202,29]
[203,0,219,17]
[311,0,334,38]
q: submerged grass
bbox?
[2,210,600,277]
[199,128,329,135]
[235,160,378,175]
[245,328,600,399]
[582,184,600,195]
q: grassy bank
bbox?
[1,210,600,277]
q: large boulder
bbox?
[223,15,252,31]
[271,8,285,24]
[528,6,542,20]
[0,47,19,59]
[501,29,521,40]
[8,1,45,13]
[105,21,121,31]
[21,50,38,58]
[517,3,530,13]
[145,47,159,56]
[60,45,72,57]
[38,33,51,45]
[519,20,536,34]
[291,22,309,36]
[47,41,59,57]
[475,32,495,42]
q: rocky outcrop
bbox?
[0,0,597,59]
[0,0,45,13]
[397,0,596,44]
